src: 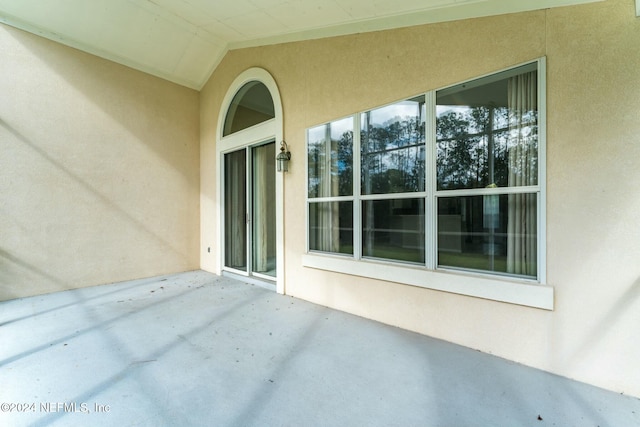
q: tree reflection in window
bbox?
[436,67,538,191]
[436,64,539,278]
[308,118,353,199]
[361,96,426,195]
[305,61,541,278]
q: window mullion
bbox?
[435,185,540,198]
[425,91,436,270]
[353,113,362,260]
[360,192,426,201]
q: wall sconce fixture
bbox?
[276,140,291,172]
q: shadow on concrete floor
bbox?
[1,270,638,427]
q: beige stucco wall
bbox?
[0,24,200,301]
[201,0,640,397]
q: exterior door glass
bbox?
[224,149,247,271]
[224,142,276,278]
[251,142,276,277]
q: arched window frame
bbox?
[222,80,275,137]
[215,68,285,294]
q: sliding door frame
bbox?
[216,68,285,294]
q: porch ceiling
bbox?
[0,0,602,90]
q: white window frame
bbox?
[303,58,552,310]
[215,68,285,294]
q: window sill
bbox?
[302,253,554,310]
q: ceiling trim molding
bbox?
[228,0,604,51]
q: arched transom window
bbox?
[223,81,275,136]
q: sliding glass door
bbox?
[224,149,247,271]
[224,141,276,279]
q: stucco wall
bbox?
[0,24,200,301]
[201,0,640,397]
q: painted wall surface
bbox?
[201,0,640,397]
[0,24,200,301]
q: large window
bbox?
[307,117,354,254]
[436,62,539,278]
[306,61,544,283]
[361,97,426,263]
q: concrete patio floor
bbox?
[1,270,638,427]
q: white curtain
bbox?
[507,71,537,276]
[316,124,340,252]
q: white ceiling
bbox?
[0,0,602,90]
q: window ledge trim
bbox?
[302,253,554,310]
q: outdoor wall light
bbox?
[276,140,291,172]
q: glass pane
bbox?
[437,194,537,278]
[223,82,275,136]
[309,201,353,255]
[224,149,247,271]
[361,97,426,195]
[362,198,425,263]
[308,117,354,198]
[252,142,276,277]
[436,64,538,190]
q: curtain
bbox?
[363,112,375,256]
[330,129,340,252]
[316,124,340,252]
[507,72,537,276]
